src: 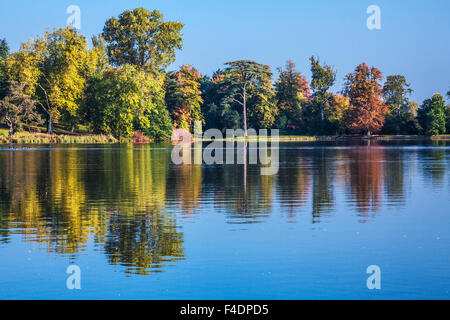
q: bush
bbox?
[132,131,150,143]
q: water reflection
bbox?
[0,141,448,275]
[421,145,447,188]
[347,146,385,221]
[0,146,184,275]
[311,148,335,223]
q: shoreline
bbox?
[1,133,450,144]
[274,135,450,142]
[0,133,119,144]
[195,134,450,142]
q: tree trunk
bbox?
[320,103,324,134]
[48,116,53,134]
[243,88,248,137]
[9,125,15,137]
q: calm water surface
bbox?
[0,141,449,299]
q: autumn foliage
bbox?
[343,63,388,135]
[165,64,204,130]
[1,7,448,140]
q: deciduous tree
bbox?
[0,81,42,136]
[0,39,9,99]
[307,56,336,133]
[4,28,91,133]
[343,63,388,135]
[87,35,109,78]
[102,8,183,71]
[275,60,310,129]
[382,75,413,134]
[323,94,352,135]
[83,64,170,138]
[417,94,446,136]
[165,65,204,131]
[445,105,450,134]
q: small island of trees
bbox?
[0,8,449,143]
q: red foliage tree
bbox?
[343,63,388,135]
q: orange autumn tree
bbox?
[343,63,388,135]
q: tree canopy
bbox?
[0,81,42,135]
[418,94,447,136]
[304,56,336,134]
[0,39,8,60]
[382,75,417,134]
[383,75,413,114]
[275,60,310,129]
[165,65,204,130]
[223,60,275,135]
[4,28,92,132]
[102,8,183,71]
[0,39,10,99]
[83,64,169,138]
[343,63,388,135]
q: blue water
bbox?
[0,141,449,299]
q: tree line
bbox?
[0,8,449,140]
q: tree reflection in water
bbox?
[0,141,447,275]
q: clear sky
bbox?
[1,0,449,103]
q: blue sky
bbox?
[1,0,449,103]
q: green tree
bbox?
[102,8,183,71]
[447,90,450,134]
[445,105,450,134]
[223,60,275,135]
[246,77,277,129]
[0,39,9,99]
[87,35,109,78]
[323,94,352,135]
[306,56,336,134]
[142,103,173,141]
[417,94,446,136]
[165,65,204,131]
[275,60,311,130]
[4,28,91,133]
[401,101,422,134]
[83,64,170,138]
[0,39,8,59]
[201,71,242,132]
[0,81,42,136]
[382,75,413,134]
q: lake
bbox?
[0,141,449,299]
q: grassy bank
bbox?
[2,128,450,144]
[0,128,119,144]
[0,132,119,144]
